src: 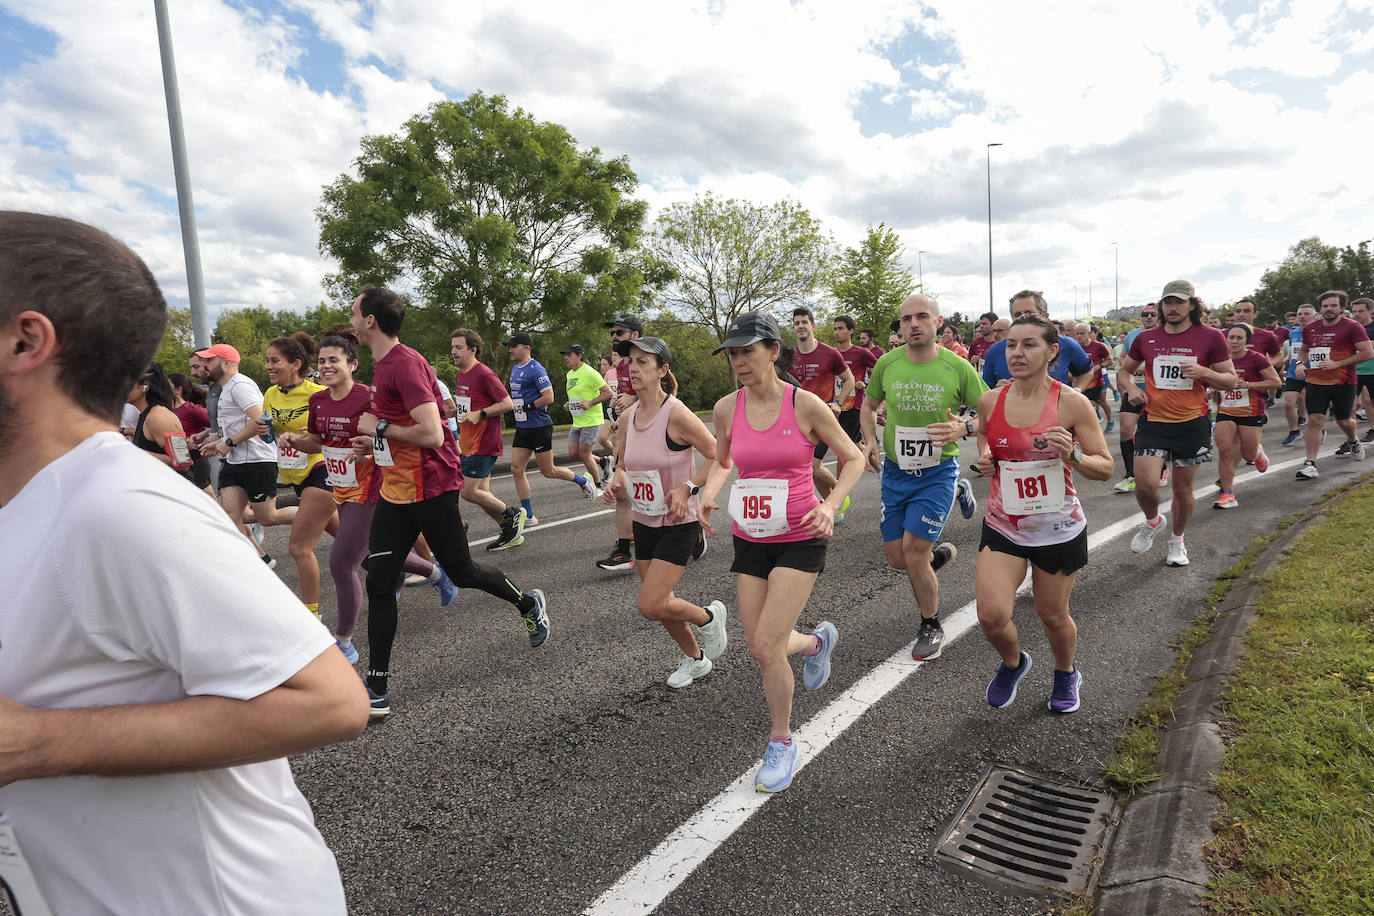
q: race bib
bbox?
[0,819,56,916]
[894,425,940,471]
[277,441,309,470]
[1221,388,1250,409]
[1152,354,1196,390]
[322,445,358,488]
[729,478,789,538]
[569,398,585,417]
[453,395,471,420]
[1308,346,1331,366]
[513,404,528,423]
[372,436,395,468]
[163,432,192,469]
[999,458,1066,515]
[626,469,666,516]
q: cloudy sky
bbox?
[3,0,1371,326]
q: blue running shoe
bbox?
[1049,667,1082,713]
[986,650,1033,709]
[754,739,800,793]
[521,589,550,647]
[432,566,459,607]
[956,477,977,519]
[803,621,838,690]
[367,686,391,718]
[1281,429,1301,446]
[336,637,359,665]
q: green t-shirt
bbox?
[867,346,988,463]
[565,364,607,427]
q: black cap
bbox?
[714,310,782,354]
[890,319,901,332]
[503,331,534,348]
[559,344,584,355]
[603,315,644,333]
[613,336,672,364]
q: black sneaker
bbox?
[1335,440,1353,458]
[488,507,527,551]
[596,546,634,571]
[1363,429,1374,443]
[262,554,277,570]
[912,617,945,661]
[520,589,549,648]
[691,530,708,561]
[930,542,957,573]
[598,454,614,484]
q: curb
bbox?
[1095,500,1339,913]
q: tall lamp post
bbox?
[986,142,1003,315]
[1112,242,1119,314]
[917,250,926,290]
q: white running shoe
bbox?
[1296,461,1319,480]
[1353,440,1366,462]
[1166,537,1189,567]
[666,654,712,689]
[698,600,728,661]
[1130,515,1166,554]
[581,478,601,501]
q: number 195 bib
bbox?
[729,478,790,538]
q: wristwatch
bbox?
[375,419,391,445]
[478,408,487,420]
[964,420,975,438]
[687,483,702,496]
[1067,443,1083,465]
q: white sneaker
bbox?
[1353,440,1366,462]
[1166,537,1189,567]
[1296,461,1319,480]
[581,478,601,501]
[1130,515,1165,554]
[666,654,712,689]
[403,572,428,587]
[698,600,728,661]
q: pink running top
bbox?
[984,381,1085,547]
[622,394,699,528]
[728,385,819,543]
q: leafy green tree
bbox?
[1251,238,1374,320]
[649,193,833,341]
[152,307,195,374]
[316,91,657,379]
[828,223,915,334]
[643,314,737,410]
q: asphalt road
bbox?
[263,409,1363,915]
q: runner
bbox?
[859,328,885,362]
[968,311,998,370]
[990,317,1010,342]
[973,314,1114,712]
[126,362,192,480]
[940,324,970,360]
[260,332,340,618]
[1280,304,1316,444]
[1231,298,1284,372]
[505,330,601,526]
[824,313,877,521]
[168,370,213,493]
[561,343,613,485]
[1117,280,1237,567]
[450,328,526,550]
[1213,324,1280,508]
[598,315,646,571]
[698,310,864,793]
[1352,297,1374,442]
[601,336,728,688]
[981,291,1095,391]
[1074,322,1115,432]
[597,353,618,464]
[790,308,856,517]
[348,286,549,716]
[1295,289,1373,478]
[861,293,989,660]
[1113,305,1159,492]
[281,327,453,663]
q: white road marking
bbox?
[582,448,1331,914]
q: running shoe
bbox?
[691,530,708,561]
[431,565,459,607]
[403,572,428,586]
[598,453,614,484]
[1362,429,1374,443]
[1048,667,1083,713]
[250,522,265,547]
[754,739,799,793]
[1281,430,1302,446]
[956,477,977,519]
[525,515,541,526]
[1296,461,1319,480]
[835,494,850,523]
[1166,537,1189,567]
[1322,428,1327,443]
[1353,440,1366,462]
[1255,448,1269,473]
[596,546,634,571]
[1104,420,1115,433]
[1335,440,1353,458]
[666,654,712,689]
[803,621,838,690]
[1130,514,1166,553]
[488,507,527,551]
[262,554,277,570]
[1213,492,1238,510]
[580,478,602,501]
[1113,476,1136,493]
[931,542,957,573]
[912,617,944,661]
[336,637,359,665]
[699,600,728,660]
[986,650,1032,709]
[1158,465,1171,488]
[367,686,391,718]
[520,589,550,647]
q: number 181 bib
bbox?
[998,458,1065,515]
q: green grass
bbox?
[1203,484,1374,914]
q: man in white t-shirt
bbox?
[0,211,368,914]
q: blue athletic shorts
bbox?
[460,453,498,479]
[879,456,958,543]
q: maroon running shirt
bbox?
[834,344,876,410]
[791,341,848,405]
[1302,317,1370,386]
[369,344,463,503]
[453,361,509,457]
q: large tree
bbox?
[649,193,833,340]
[1251,238,1374,319]
[828,222,915,333]
[316,91,658,377]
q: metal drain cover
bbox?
[934,764,1118,897]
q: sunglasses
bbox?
[610,329,630,337]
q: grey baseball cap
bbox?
[713,310,782,354]
[613,336,671,364]
[1159,280,1195,301]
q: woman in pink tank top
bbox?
[601,337,729,691]
[971,314,1114,715]
[698,311,864,794]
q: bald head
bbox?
[991,317,1011,341]
[898,293,940,350]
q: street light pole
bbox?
[986,142,1003,315]
[1112,242,1119,314]
[917,250,926,290]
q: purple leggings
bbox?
[331,500,431,638]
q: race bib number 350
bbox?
[894,425,939,471]
[728,478,789,538]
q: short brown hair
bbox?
[451,327,483,357]
[1009,290,1048,316]
[1352,298,1373,311]
[1318,289,1349,309]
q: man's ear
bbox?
[1,311,59,375]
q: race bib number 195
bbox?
[728,478,789,538]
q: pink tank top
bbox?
[622,394,699,528]
[984,381,1085,546]
[729,385,819,542]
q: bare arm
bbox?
[796,390,864,536]
[142,406,186,467]
[832,367,855,413]
[357,401,446,449]
[1052,388,1115,481]
[1117,355,1145,405]
[533,386,556,409]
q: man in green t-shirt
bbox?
[861,293,988,663]
[561,344,614,485]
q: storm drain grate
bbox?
[934,764,1118,897]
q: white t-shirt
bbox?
[436,377,459,437]
[119,402,139,434]
[217,372,277,465]
[0,432,346,915]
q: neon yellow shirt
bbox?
[565,364,607,427]
[262,379,326,485]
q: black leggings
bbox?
[366,491,525,674]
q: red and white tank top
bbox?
[622,395,698,528]
[984,381,1085,547]
[728,385,820,543]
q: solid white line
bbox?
[582,446,1333,914]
